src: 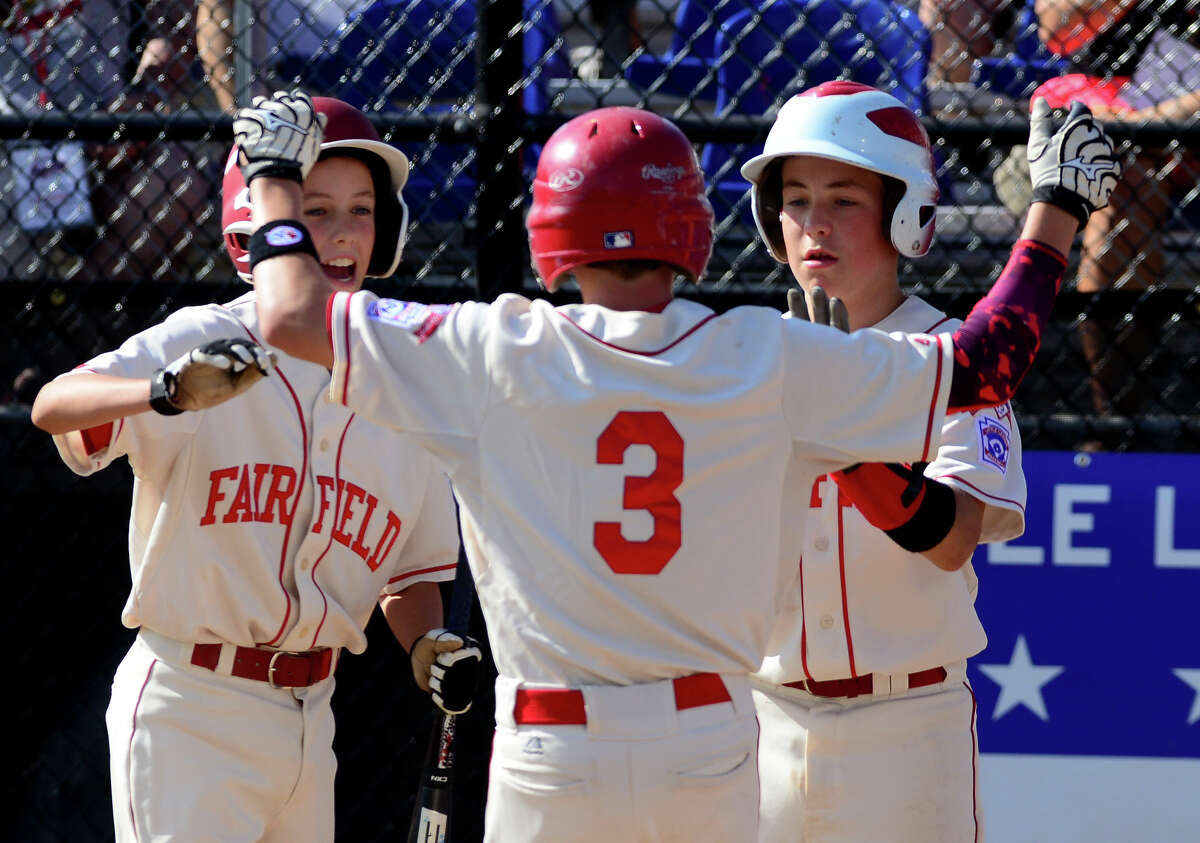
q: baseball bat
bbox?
[407,552,476,843]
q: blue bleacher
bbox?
[273,0,570,222]
[703,0,931,224]
[970,0,1069,100]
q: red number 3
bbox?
[594,411,684,575]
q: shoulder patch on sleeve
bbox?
[977,416,1010,474]
[366,300,452,343]
[994,401,1013,428]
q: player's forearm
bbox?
[381,581,446,653]
[947,203,1075,413]
[31,373,153,435]
[919,489,985,572]
[250,178,336,367]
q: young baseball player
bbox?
[741,81,1027,842]
[233,88,1117,841]
[29,97,476,842]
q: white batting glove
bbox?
[152,338,276,415]
[1027,98,1121,230]
[233,89,327,185]
[411,628,483,715]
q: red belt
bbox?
[190,642,335,688]
[514,673,732,725]
[783,666,947,699]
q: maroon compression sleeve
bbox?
[948,239,1066,413]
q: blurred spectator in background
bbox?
[0,2,127,281]
[86,0,221,281]
[584,0,641,78]
[919,0,1017,84]
[1034,0,1200,418]
[196,0,370,110]
[0,2,220,283]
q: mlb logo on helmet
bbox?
[978,417,1010,473]
[604,231,633,249]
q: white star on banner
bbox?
[978,635,1064,721]
[1173,669,1200,725]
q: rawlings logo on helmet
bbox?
[641,164,688,183]
[549,168,584,192]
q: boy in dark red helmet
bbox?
[244,89,1118,840]
[30,96,477,841]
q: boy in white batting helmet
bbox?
[237,87,1117,841]
[741,79,1030,842]
[30,95,479,841]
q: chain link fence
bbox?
[6,0,1200,839]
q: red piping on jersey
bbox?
[921,335,946,461]
[227,312,306,647]
[966,680,981,843]
[306,415,356,649]
[387,561,458,587]
[556,310,720,356]
[923,316,953,334]
[934,473,1027,514]
[128,657,157,841]
[836,496,858,677]
[798,555,814,682]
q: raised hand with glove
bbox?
[1027,98,1121,230]
[411,628,483,715]
[233,89,327,185]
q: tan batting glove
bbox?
[411,628,483,715]
[151,338,276,415]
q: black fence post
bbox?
[474,0,529,302]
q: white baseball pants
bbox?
[485,673,761,842]
[106,629,337,842]
[752,665,982,843]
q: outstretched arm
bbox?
[31,340,275,435]
[946,99,1120,413]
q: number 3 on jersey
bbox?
[593,411,683,575]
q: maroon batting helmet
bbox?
[222,96,410,281]
[527,106,714,292]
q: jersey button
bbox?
[319,439,330,452]
[819,614,835,630]
[814,537,830,552]
[299,556,311,571]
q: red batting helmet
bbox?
[222,96,411,281]
[527,106,714,291]
[740,81,938,260]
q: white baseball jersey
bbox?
[327,292,955,686]
[757,296,1027,684]
[51,290,460,653]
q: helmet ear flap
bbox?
[752,160,787,264]
[886,177,937,258]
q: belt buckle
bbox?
[267,650,287,689]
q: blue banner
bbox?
[970,451,1200,758]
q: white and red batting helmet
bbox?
[222,96,411,281]
[740,81,939,261]
[527,106,714,291]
